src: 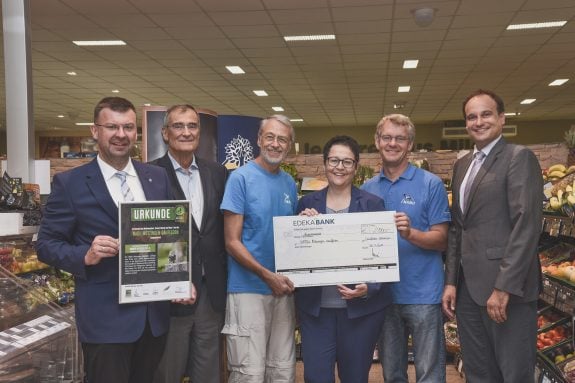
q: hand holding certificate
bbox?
[273,211,399,287]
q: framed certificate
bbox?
[118,200,192,303]
[273,211,400,287]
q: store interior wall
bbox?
[293,118,574,153]
[0,118,573,159]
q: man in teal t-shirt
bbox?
[220,115,298,382]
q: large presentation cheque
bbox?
[273,211,399,287]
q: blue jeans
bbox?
[378,304,446,383]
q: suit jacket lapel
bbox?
[134,161,156,200]
[454,154,473,218]
[158,154,186,200]
[196,158,211,231]
[463,139,505,219]
[315,187,328,213]
[85,159,118,222]
[348,187,363,213]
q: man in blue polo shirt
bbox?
[362,114,451,383]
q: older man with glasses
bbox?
[150,104,228,383]
[362,114,451,383]
[220,115,298,382]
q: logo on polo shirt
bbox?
[284,193,292,205]
[401,193,416,205]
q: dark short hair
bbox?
[93,97,136,122]
[462,89,505,118]
[322,135,360,163]
[163,104,199,127]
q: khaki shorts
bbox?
[222,293,296,382]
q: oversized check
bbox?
[273,211,399,287]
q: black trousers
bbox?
[456,276,537,383]
[82,321,167,383]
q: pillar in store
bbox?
[2,0,34,182]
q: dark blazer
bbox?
[150,153,228,315]
[445,138,543,305]
[36,159,171,343]
[294,186,393,319]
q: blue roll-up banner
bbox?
[217,115,262,170]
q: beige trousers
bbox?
[222,293,296,383]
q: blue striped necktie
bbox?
[115,171,135,202]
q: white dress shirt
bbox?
[97,156,146,204]
[168,152,204,229]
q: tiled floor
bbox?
[295,361,465,382]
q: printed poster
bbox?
[119,201,192,303]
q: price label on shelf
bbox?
[556,286,575,314]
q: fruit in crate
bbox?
[549,196,562,211]
[537,326,569,350]
[550,173,575,199]
[537,310,564,329]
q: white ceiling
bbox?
[1,0,574,131]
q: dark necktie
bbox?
[463,151,486,211]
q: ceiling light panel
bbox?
[402,60,419,69]
[272,106,284,112]
[283,34,336,41]
[253,90,268,96]
[398,86,411,93]
[506,21,567,30]
[72,40,127,46]
[226,66,245,74]
[520,98,536,104]
[549,79,569,86]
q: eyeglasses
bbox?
[378,135,409,144]
[94,123,136,133]
[326,157,356,169]
[261,134,290,146]
[169,122,199,131]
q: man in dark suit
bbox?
[442,89,543,382]
[36,97,196,383]
[150,104,228,383]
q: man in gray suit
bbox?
[442,89,543,382]
[151,104,228,383]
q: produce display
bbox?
[0,239,75,306]
[540,243,575,267]
[545,164,575,214]
[0,240,48,275]
[537,324,571,351]
[540,244,575,285]
[543,343,575,383]
[537,308,567,332]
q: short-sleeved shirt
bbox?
[220,161,298,294]
[361,164,451,304]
